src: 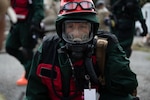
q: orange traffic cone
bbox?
[16,72,28,86]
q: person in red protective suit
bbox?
[24,0,139,100]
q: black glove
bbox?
[30,22,45,39]
[140,19,148,36]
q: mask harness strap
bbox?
[51,41,100,99]
[50,39,63,99]
[51,42,78,100]
[84,57,99,85]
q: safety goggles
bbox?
[61,1,95,11]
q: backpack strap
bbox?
[95,36,108,86]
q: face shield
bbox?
[62,20,93,44]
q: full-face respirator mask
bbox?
[61,20,94,59]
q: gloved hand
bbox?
[30,22,45,39]
[140,19,148,36]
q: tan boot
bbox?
[16,73,28,86]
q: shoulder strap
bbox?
[95,36,108,86]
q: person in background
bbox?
[5,0,44,86]
[42,0,60,32]
[96,0,111,32]
[25,0,138,100]
[110,0,148,58]
[0,0,9,51]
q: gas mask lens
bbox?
[62,20,92,44]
